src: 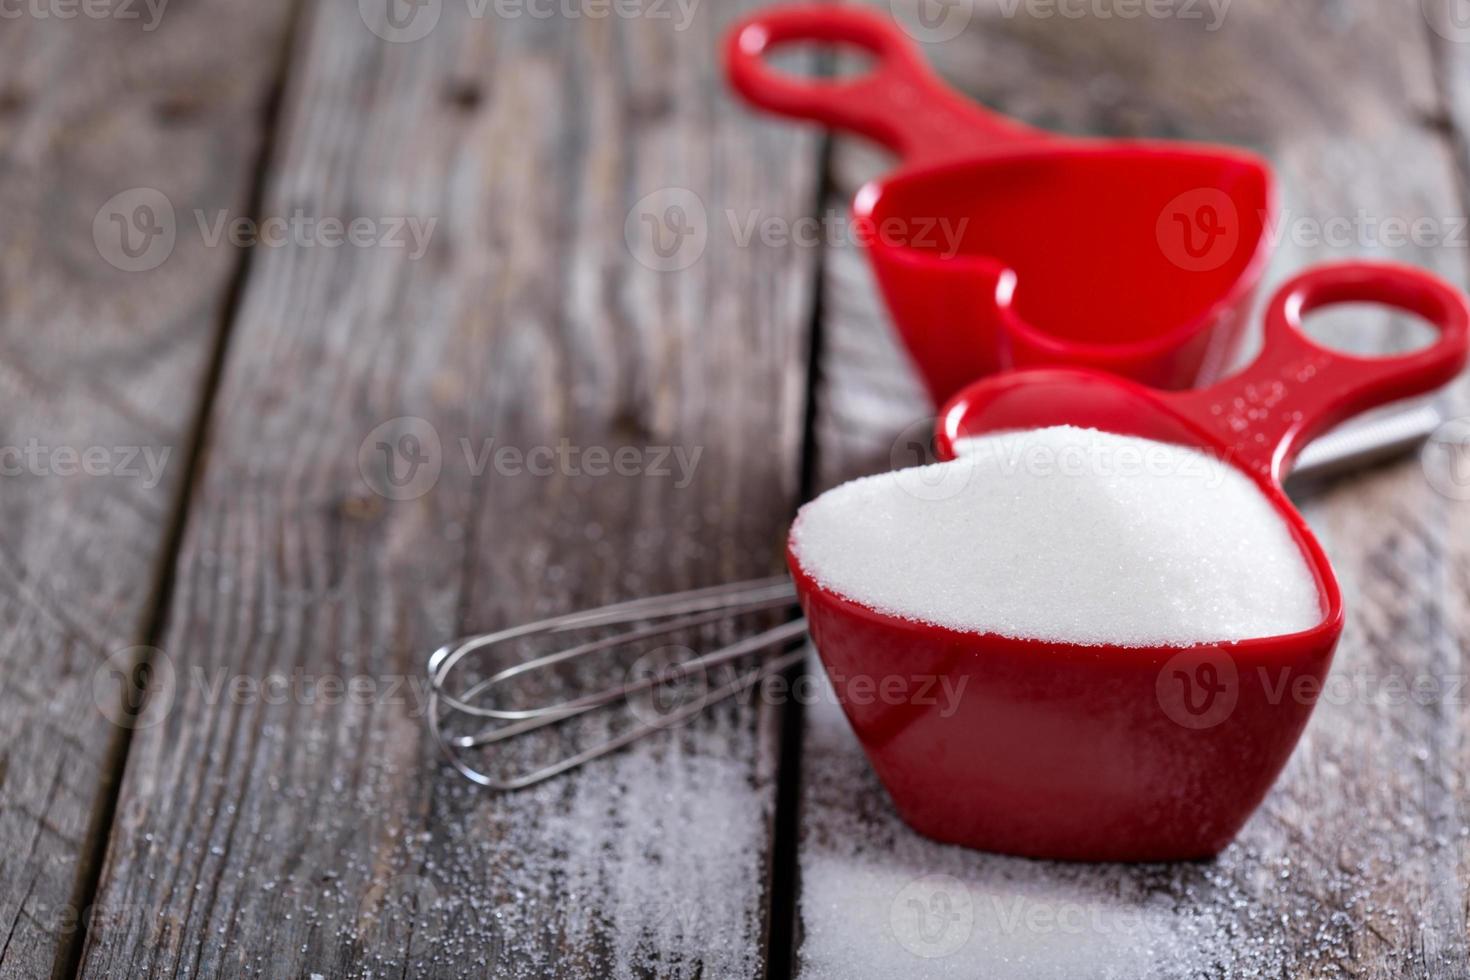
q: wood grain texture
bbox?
[0,3,296,977]
[796,1,1470,977]
[77,0,822,976]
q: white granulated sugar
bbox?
[801,855,1188,980]
[790,425,1321,646]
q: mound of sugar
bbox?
[790,425,1322,646]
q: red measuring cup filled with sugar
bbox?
[787,261,1468,861]
[725,4,1276,404]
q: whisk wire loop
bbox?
[426,576,804,791]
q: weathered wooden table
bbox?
[3,0,1469,976]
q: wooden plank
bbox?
[0,4,297,978]
[796,1,1470,977]
[77,0,823,976]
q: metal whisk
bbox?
[427,576,806,790]
[425,404,1444,790]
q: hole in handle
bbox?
[761,40,880,83]
[1264,261,1470,376]
[1299,302,1441,357]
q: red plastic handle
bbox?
[1165,262,1470,481]
[723,4,1041,168]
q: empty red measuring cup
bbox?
[789,262,1468,861]
[726,4,1276,405]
